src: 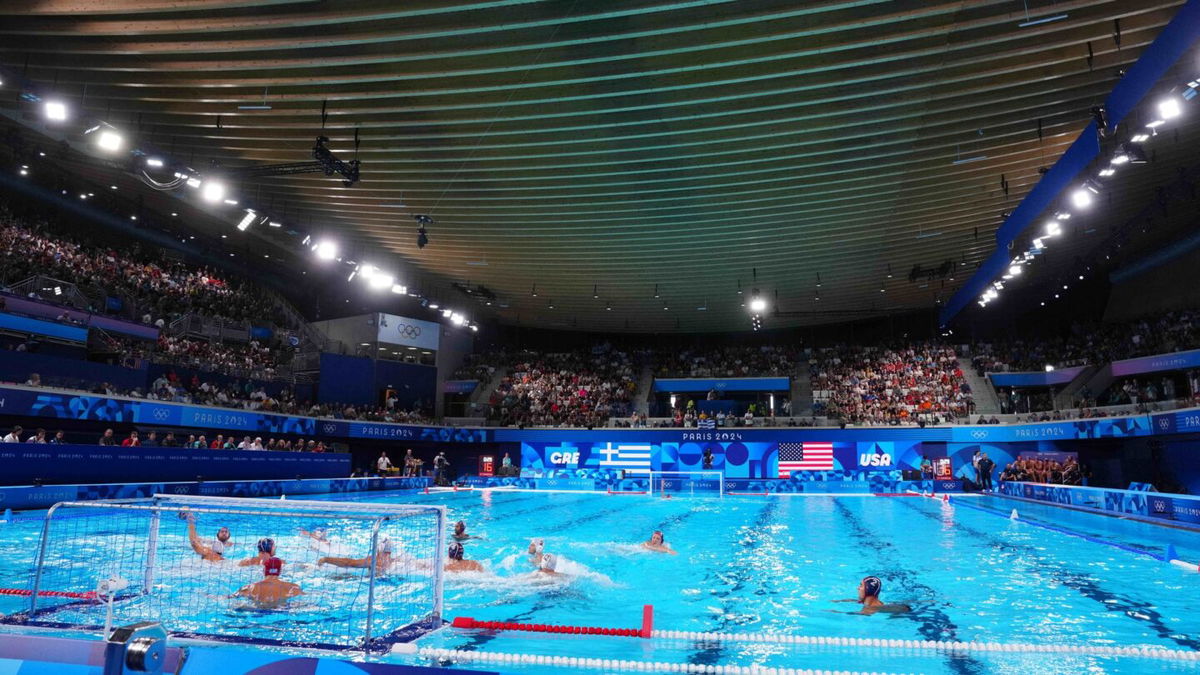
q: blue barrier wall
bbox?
[998,481,1200,527]
[317,352,376,405]
[653,377,790,392]
[0,312,88,342]
[373,358,437,409]
[0,350,147,391]
[0,475,428,511]
[988,367,1087,387]
[0,444,349,486]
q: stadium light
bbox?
[368,273,394,290]
[1045,221,1062,237]
[44,101,67,121]
[1044,364,1055,372]
[201,181,226,203]
[391,284,407,295]
[236,210,256,231]
[749,297,767,313]
[314,240,337,260]
[450,313,465,326]
[1070,187,1092,209]
[442,309,452,318]
[146,157,164,168]
[96,130,123,152]
[1008,264,1022,276]
[1158,97,1182,120]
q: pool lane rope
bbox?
[647,631,1200,661]
[415,648,918,674]
[0,588,98,600]
[449,605,1198,662]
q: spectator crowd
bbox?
[810,343,972,425]
[489,345,636,427]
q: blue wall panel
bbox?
[317,352,376,405]
[0,350,147,391]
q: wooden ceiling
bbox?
[0,0,1190,332]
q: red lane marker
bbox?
[453,605,655,639]
[0,588,98,600]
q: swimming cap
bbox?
[455,520,465,530]
[257,538,275,554]
[862,576,882,597]
[263,557,283,576]
[448,542,464,560]
[210,539,227,555]
[540,553,557,571]
[377,537,393,554]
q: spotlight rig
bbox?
[220,136,360,187]
[415,214,432,249]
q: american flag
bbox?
[778,442,834,476]
[596,442,653,475]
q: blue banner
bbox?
[0,385,485,443]
[0,444,349,486]
[442,380,479,394]
[1111,349,1200,376]
[987,366,1086,387]
[652,377,790,392]
[518,438,923,478]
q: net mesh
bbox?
[19,495,444,649]
[649,471,724,497]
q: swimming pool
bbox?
[1,489,1198,674]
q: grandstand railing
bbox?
[5,275,97,312]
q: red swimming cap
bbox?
[263,557,283,576]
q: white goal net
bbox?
[14,494,445,651]
[648,471,724,497]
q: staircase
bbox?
[959,358,1001,414]
[790,369,813,417]
[633,365,654,415]
[465,366,508,417]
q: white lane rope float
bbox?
[648,631,1200,660]
[415,647,917,674]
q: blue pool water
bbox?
[1,490,1199,674]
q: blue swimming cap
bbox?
[862,576,882,597]
[448,542,464,560]
[257,537,275,554]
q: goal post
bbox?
[16,495,446,651]
[648,471,724,497]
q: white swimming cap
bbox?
[540,553,557,571]
[210,539,227,555]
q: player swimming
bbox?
[832,576,911,615]
[181,511,232,562]
[642,530,677,555]
[445,542,485,572]
[232,557,303,609]
[317,537,395,572]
